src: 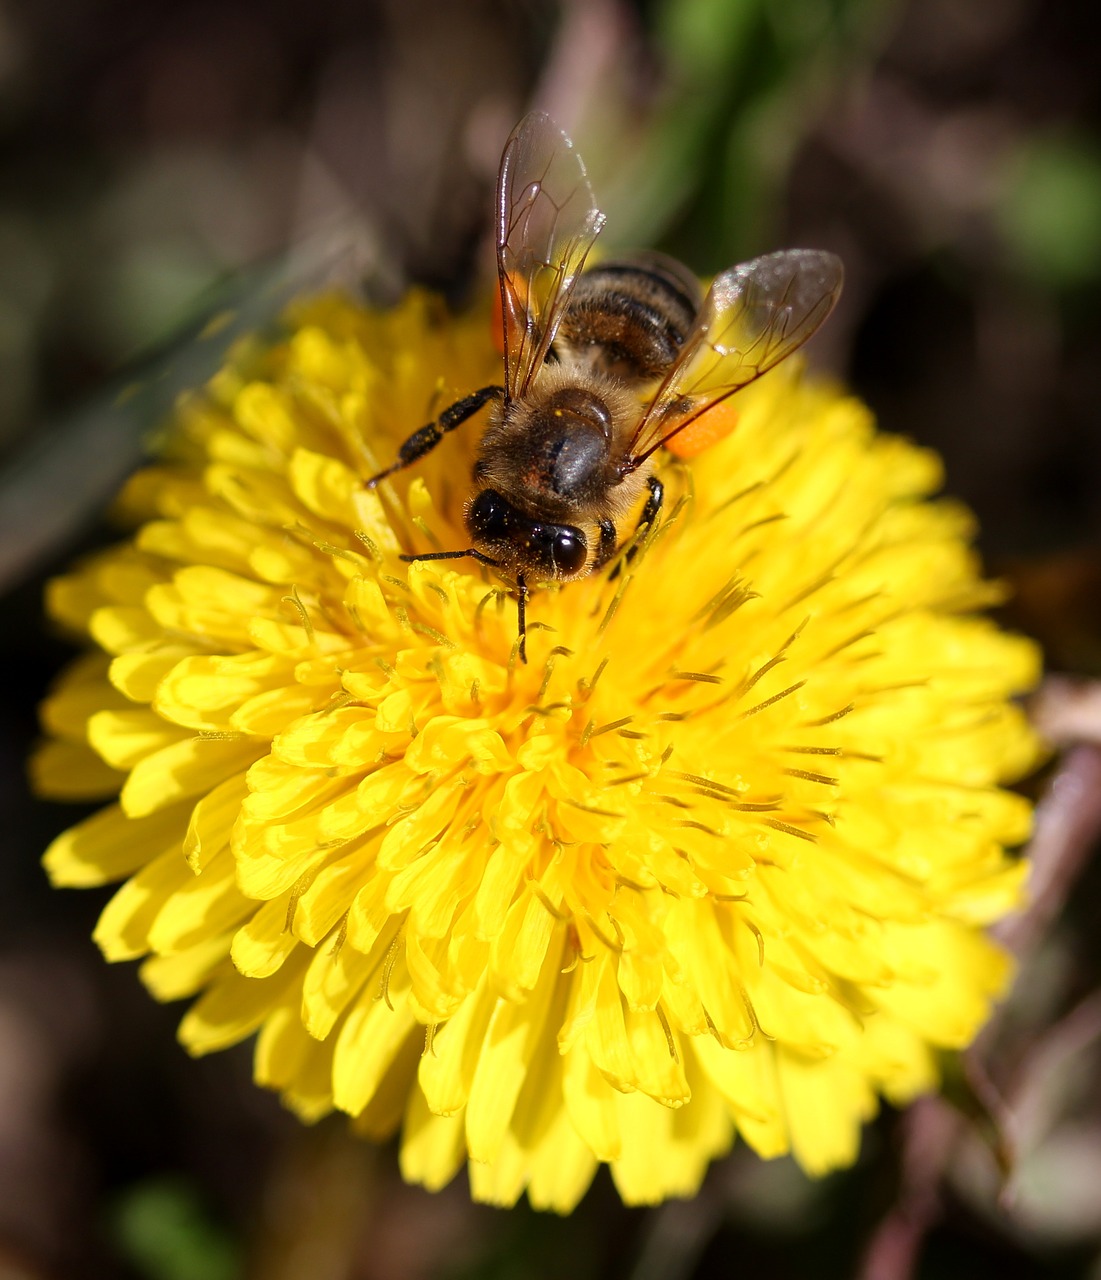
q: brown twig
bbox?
[856,1098,962,1280]
[994,742,1101,959]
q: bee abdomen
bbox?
[560,257,702,381]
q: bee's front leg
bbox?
[515,571,529,664]
[366,385,503,487]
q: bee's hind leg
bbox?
[366,384,502,487]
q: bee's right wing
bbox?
[625,249,844,465]
[497,112,606,402]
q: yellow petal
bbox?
[88,709,191,771]
[465,931,565,1164]
[109,647,197,703]
[609,1084,727,1206]
[147,847,251,955]
[31,739,126,800]
[352,1032,421,1139]
[179,950,309,1056]
[301,928,390,1041]
[44,801,191,888]
[121,735,266,818]
[331,969,417,1116]
[399,1089,466,1193]
[777,1045,875,1175]
[418,981,493,1117]
[93,846,195,961]
[40,653,129,740]
[693,1036,789,1160]
[183,772,250,872]
[141,933,231,1000]
[231,898,299,979]
[562,1042,621,1162]
[287,448,362,527]
[154,652,291,732]
[255,1002,336,1122]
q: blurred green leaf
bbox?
[596,0,895,269]
[112,1176,241,1280]
[999,135,1101,288]
[105,239,227,356]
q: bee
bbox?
[367,112,843,660]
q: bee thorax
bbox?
[476,379,626,511]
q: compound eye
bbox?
[551,526,587,575]
[467,489,511,542]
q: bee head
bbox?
[466,488,589,580]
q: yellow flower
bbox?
[36,289,1040,1211]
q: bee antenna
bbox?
[400,550,529,665]
[400,549,501,567]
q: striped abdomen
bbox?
[555,255,703,382]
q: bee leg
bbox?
[592,520,618,570]
[516,571,529,664]
[637,475,665,537]
[608,475,664,579]
[366,385,503,487]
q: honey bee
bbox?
[367,112,843,660]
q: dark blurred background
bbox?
[2,0,1101,1276]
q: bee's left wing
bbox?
[497,112,606,402]
[625,249,843,466]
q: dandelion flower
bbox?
[37,289,1040,1210]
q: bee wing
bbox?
[497,112,607,401]
[626,249,844,464]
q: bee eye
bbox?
[468,488,511,541]
[550,527,586,575]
